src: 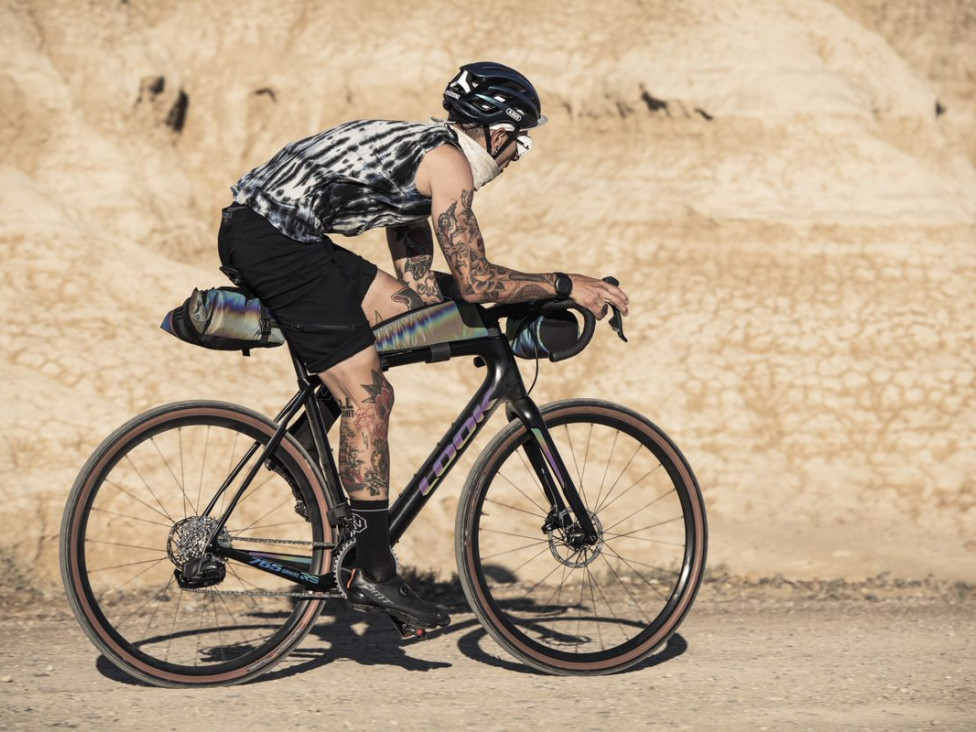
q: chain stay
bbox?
[186,534,338,598]
[183,587,342,600]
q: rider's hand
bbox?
[567,275,629,319]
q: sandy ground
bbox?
[1,580,972,731]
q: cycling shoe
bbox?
[346,571,450,629]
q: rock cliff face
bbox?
[1,0,973,589]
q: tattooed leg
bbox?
[320,347,399,581]
[363,268,433,326]
[319,348,395,501]
[335,369,394,498]
[391,285,424,311]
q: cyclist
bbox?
[217,61,630,630]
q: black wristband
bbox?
[554,272,573,299]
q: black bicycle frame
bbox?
[206,302,597,592]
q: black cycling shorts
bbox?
[217,204,378,373]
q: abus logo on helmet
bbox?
[445,90,461,99]
[505,108,523,122]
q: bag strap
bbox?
[220,267,269,355]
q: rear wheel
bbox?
[60,401,333,687]
[456,399,707,675]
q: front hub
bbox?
[547,512,604,568]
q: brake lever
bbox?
[602,277,628,343]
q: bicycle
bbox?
[60,282,707,687]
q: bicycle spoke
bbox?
[600,543,676,603]
[561,424,590,513]
[592,440,644,514]
[603,517,686,543]
[148,433,191,521]
[90,506,172,528]
[596,462,664,516]
[87,556,169,573]
[484,496,547,520]
[125,455,176,523]
[232,496,294,535]
[499,458,549,515]
[85,537,167,554]
[479,538,549,561]
[500,550,566,614]
[109,470,175,524]
[593,429,619,515]
[112,571,177,634]
[479,526,550,543]
[602,490,678,534]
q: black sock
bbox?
[349,498,396,582]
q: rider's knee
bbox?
[370,373,395,419]
[343,372,394,424]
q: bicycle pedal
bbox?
[389,616,427,640]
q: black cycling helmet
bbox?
[443,62,547,130]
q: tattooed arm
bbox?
[434,188,555,303]
[386,222,443,306]
[417,143,629,316]
[417,145,627,317]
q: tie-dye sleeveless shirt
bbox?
[231,120,460,242]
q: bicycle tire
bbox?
[455,399,706,675]
[60,401,334,687]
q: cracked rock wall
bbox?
[1,0,974,590]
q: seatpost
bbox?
[286,346,352,524]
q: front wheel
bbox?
[60,401,334,687]
[456,399,707,675]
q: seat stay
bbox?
[201,380,315,539]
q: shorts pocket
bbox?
[277,320,361,333]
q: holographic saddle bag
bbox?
[161,287,285,355]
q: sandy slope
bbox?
[1,0,974,591]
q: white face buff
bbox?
[452,126,501,190]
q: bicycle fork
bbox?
[506,397,600,545]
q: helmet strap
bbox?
[482,125,494,155]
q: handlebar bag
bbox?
[161,287,285,355]
[506,310,580,359]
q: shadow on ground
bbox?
[93,570,688,686]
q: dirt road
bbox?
[1,579,972,730]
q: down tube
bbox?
[388,380,503,544]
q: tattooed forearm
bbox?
[387,224,443,305]
[435,189,554,303]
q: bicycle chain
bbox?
[230,535,336,549]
